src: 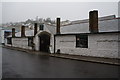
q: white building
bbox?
[0,27,4,45]
[5,10,120,59]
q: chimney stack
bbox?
[12,28,15,37]
[56,18,60,34]
[21,26,25,37]
[89,10,98,33]
[34,23,38,36]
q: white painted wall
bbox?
[0,29,4,44]
[49,35,54,53]
[12,38,32,50]
[55,33,119,59]
[34,35,39,51]
[89,33,119,58]
[56,35,76,51]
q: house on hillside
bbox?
[5,10,120,59]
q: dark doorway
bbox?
[39,33,50,52]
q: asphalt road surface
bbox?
[2,48,119,78]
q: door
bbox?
[39,33,50,52]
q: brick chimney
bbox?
[34,23,38,36]
[21,26,25,37]
[56,18,60,34]
[89,10,98,33]
[12,28,15,37]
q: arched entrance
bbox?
[39,32,50,52]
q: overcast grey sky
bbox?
[1,2,119,23]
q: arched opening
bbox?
[39,32,50,52]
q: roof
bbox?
[55,31,120,36]
[44,23,56,34]
[7,15,119,37]
[8,30,34,37]
[60,16,119,34]
[2,27,20,32]
[4,30,18,32]
[7,24,56,37]
[70,15,116,25]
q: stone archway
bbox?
[39,31,51,52]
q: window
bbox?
[28,37,33,46]
[39,24,44,30]
[7,37,12,44]
[76,35,88,48]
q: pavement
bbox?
[2,46,120,66]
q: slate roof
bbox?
[7,15,120,37]
[71,15,115,24]
[8,30,34,37]
[7,24,56,37]
[44,23,56,34]
[60,15,119,34]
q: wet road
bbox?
[2,48,119,78]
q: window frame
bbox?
[76,34,88,48]
[39,24,44,30]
